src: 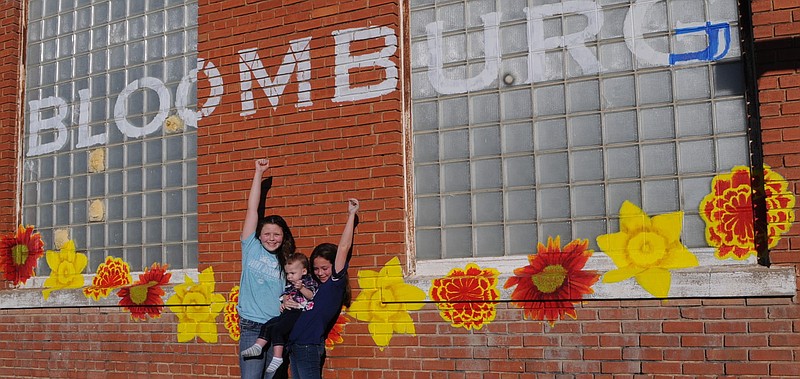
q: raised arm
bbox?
[241,159,270,240]
[334,198,359,273]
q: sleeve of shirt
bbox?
[331,261,349,281]
[303,276,320,297]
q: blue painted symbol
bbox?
[669,22,731,65]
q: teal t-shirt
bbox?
[237,232,285,324]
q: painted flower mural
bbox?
[42,240,89,300]
[167,267,226,343]
[117,263,172,321]
[325,308,349,350]
[349,257,426,350]
[223,285,241,341]
[700,165,796,260]
[597,201,699,298]
[429,263,499,330]
[503,237,600,326]
[84,256,133,301]
[0,225,44,286]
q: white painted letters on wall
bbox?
[332,26,399,103]
[114,77,171,138]
[624,0,670,67]
[525,1,603,84]
[176,58,223,128]
[26,96,69,157]
[237,37,313,116]
[426,13,501,95]
[75,89,106,149]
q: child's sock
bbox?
[266,357,283,373]
[240,344,263,358]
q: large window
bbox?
[410,0,747,260]
[23,0,198,274]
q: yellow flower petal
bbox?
[619,201,651,234]
[368,322,395,348]
[635,268,671,298]
[195,322,219,343]
[651,211,684,244]
[659,246,699,269]
[596,232,631,267]
[602,265,644,283]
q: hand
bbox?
[255,159,269,174]
[292,280,304,290]
[347,198,359,215]
[283,298,301,310]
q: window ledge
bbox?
[409,254,796,300]
[0,269,198,310]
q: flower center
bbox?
[11,244,29,266]
[129,281,158,304]
[531,265,567,293]
[627,231,666,266]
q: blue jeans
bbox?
[289,343,325,379]
[240,318,289,379]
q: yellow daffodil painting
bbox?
[700,165,796,260]
[597,201,699,298]
[349,257,426,350]
[42,240,88,300]
[429,263,500,330]
[167,267,226,343]
[84,256,133,301]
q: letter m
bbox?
[237,37,313,116]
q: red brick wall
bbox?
[0,1,22,237]
[755,0,800,271]
[195,0,405,281]
[1,1,799,378]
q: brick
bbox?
[601,361,641,374]
[641,362,681,374]
[750,348,794,361]
[707,348,748,361]
[682,362,725,375]
[771,362,800,376]
[726,362,770,375]
[662,321,704,333]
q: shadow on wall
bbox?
[754,36,800,76]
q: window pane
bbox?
[23,1,198,272]
[410,0,749,260]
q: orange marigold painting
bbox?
[503,237,600,326]
[117,263,171,321]
[84,256,133,301]
[325,309,349,350]
[223,286,240,341]
[0,225,45,286]
[429,263,500,330]
[700,165,796,260]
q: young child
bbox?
[241,252,319,373]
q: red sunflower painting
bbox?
[117,263,171,321]
[429,263,500,330]
[325,309,349,350]
[0,225,45,286]
[503,237,600,326]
